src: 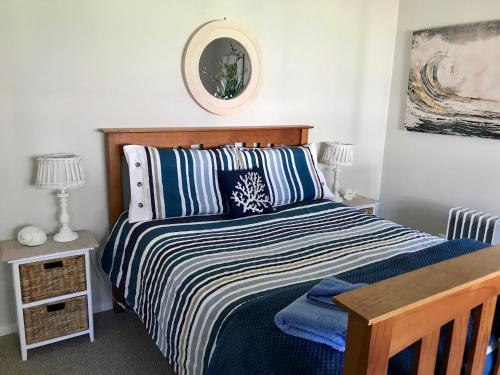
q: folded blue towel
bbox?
[306,277,366,310]
[274,277,366,352]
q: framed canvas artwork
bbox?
[405,20,500,139]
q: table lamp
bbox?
[35,153,86,242]
[319,142,354,203]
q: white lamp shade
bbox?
[35,153,86,190]
[320,142,354,167]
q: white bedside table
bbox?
[0,230,98,361]
[342,195,380,215]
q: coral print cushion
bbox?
[219,168,274,218]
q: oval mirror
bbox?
[183,20,263,115]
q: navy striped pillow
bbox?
[124,145,239,223]
[235,144,332,206]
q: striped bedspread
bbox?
[101,200,444,375]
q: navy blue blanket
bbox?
[207,239,497,375]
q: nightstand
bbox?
[343,195,380,215]
[0,230,98,361]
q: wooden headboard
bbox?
[100,125,313,227]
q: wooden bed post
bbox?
[342,314,393,374]
[104,132,123,227]
[300,127,310,145]
[334,245,500,375]
[100,125,314,313]
[104,132,126,312]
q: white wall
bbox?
[380,0,500,235]
[0,0,399,334]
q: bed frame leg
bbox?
[112,285,125,313]
[113,301,124,313]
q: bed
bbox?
[100,126,500,375]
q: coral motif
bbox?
[230,172,271,213]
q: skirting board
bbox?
[0,323,17,336]
[0,300,113,337]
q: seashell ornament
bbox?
[17,226,48,247]
[342,188,357,201]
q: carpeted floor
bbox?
[0,310,175,374]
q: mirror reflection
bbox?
[199,38,251,100]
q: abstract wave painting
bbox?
[405,20,500,139]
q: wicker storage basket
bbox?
[20,255,86,303]
[24,296,88,345]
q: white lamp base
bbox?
[331,194,344,203]
[53,189,79,243]
[331,166,344,203]
[53,229,79,243]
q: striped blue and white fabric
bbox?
[235,144,333,206]
[124,145,239,223]
[101,200,444,375]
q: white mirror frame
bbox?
[183,20,263,116]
